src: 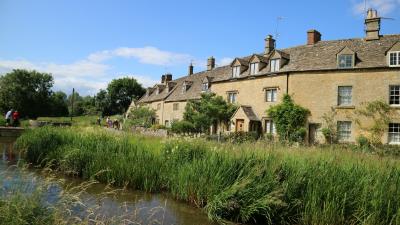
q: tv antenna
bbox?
[275,16,286,42]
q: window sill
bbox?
[390,105,400,108]
[335,105,355,109]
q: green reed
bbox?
[14,127,400,224]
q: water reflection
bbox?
[0,143,216,225]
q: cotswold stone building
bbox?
[136,9,400,144]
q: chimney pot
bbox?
[307,29,321,45]
[161,74,172,84]
[264,35,275,55]
[188,63,194,75]
[207,57,215,71]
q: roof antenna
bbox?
[275,16,286,46]
[364,0,368,18]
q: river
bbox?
[0,142,217,225]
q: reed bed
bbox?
[14,127,400,225]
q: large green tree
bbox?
[49,91,69,117]
[107,77,145,115]
[183,92,237,133]
[0,69,55,118]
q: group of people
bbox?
[96,116,121,130]
[4,109,20,127]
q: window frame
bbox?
[157,103,161,110]
[337,86,353,106]
[202,82,209,91]
[270,59,280,72]
[173,103,179,111]
[232,66,241,78]
[265,88,278,102]
[337,54,354,69]
[264,119,276,134]
[337,121,352,142]
[227,92,237,104]
[250,62,259,75]
[388,51,400,67]
[388,123,400,144]
[389,85,400,105]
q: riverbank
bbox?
[14,127,400,224]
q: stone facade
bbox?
[135,9,400,144]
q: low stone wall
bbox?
[131,127,168,138]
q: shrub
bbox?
[356,135,371,151]
[150,124,166,130]
[228,131,259,143]
[170,120,195,134]
[0,117,6,126]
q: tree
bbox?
[125,106,156,128]
[0,69,54,118]
[107,77,145,115]
[267,94,310,142]
[49,91,69,117]
[95,89,111,116]
[353,100,395,146]
[183,92,237,133]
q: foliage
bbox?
[150,124,167,130]
[267,94,310,142]
[49,91,69,117]
[356,135,371,151]
[106,77,146,115]
[0,69,69,118]
[15,127,400,225]
[183,92,237,133]
[170,120,195,134]
[354,100,395,146]
[321,107,337,144]
[227,131,259,143]
[125,106,155,128]
[0,117,5,126]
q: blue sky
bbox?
[1,0,399,95]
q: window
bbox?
[389,51,400,67]
[265,120,276,134]
[389,123,400,144]
[266,89,277,102]
[232,66,240,78]
[173,103,179,111]
[165,120,170,127]
[338,86,352,106]
[250,63,259,75]
[228,92,237,104]
[270,59,280,72]
[337,121,351,142]
[202,82,209,91]
[390,85,400,105]
[338,54,353,68]
[157,103,161,110]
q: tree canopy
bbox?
[183,92,237,133]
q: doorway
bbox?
[308,123,321,145]
[236,119,245,132]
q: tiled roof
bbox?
[241,105,260,121]
[139,34,400,103]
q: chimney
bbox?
[365,8,381,41]
[188,63,194,75]
[307,29,321,45]
[264,35,275,54]
[161,74,166,84]
[165,73,172,83]
[207,57,215,71]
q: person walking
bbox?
[12,110,20,127]
[5,109,13,127]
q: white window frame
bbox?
[270,59,280,72]
[232,66,241,78]
[388,123,400,144]
[265,120,276,134]
[202,82,209,91]
[388,51,400,67]
[338,54,354,68]
[227,92,237,104]
[389,85,400,105]
[250,63,259,75]
[266,88,277,102]
[338,86,352,106]
[337,121,351,142]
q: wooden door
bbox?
[236,119,244,132]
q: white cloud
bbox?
[217,57,234,66]
[353,0,400,16]
[88,46,192,66]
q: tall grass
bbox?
[15,127,400,224]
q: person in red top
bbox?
[12,110,20,127]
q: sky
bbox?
[0,0,400,96]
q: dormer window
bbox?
[156,88,160,95]
[389,51,400,67]
[182,81,192,93]
[202,82,209,91]
[250,63,259,75]
[338,54,354,68]
[232,66,240,78]
[270,59,280,72]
